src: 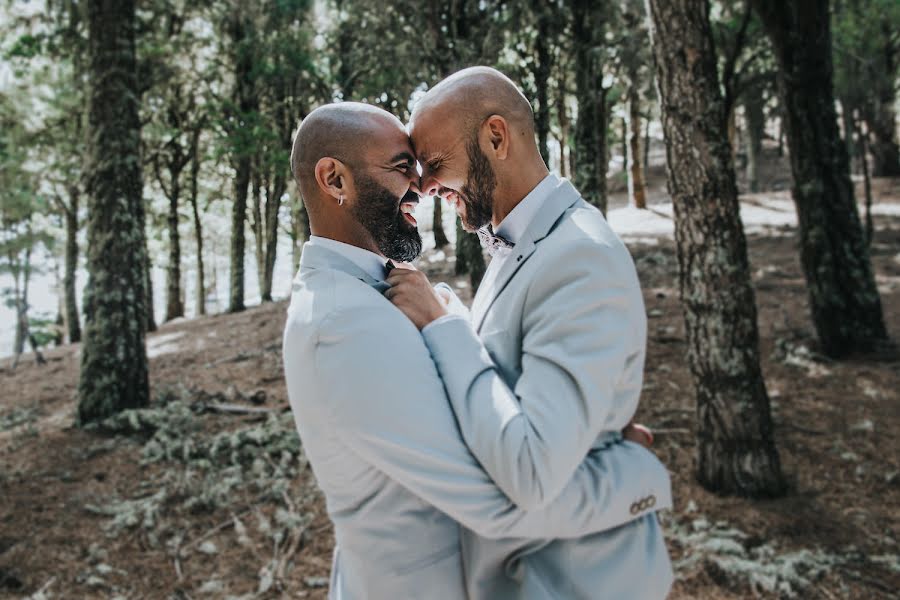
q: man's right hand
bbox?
[623,422,653,448]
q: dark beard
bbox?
[457,136,497,232]
[351,174,422,263]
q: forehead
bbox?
[409,107,461,160]
[364,116,414,163]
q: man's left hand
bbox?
[386,267,448,330]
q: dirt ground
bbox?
[1,157,898,599]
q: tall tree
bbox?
[570,0,610,214]
[621,0,650,209]
[78,0,150,423]
[222,5,258,313]
[832,0,900,177]
[752,0,889,357]
[646,0,786,497]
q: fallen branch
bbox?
[198,402,287,416]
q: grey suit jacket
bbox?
[421,176,674,599]
[283,241,670,599]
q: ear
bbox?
[483,115,510,161]
[314,157,352,204]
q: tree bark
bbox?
[432,198,449,247]
[744,84,765,193]
[164,174,184,321]
[646,0,786,497]
[627,78,647,208]
[226,10,255,314]
[79,0,150,424]
[571,0,608,214]
[531,0,551,165]
[859,119,874,246]
[261,173,285,302]
[144,252,157,332]
[229,157,249,313]
[557,70,570,178]
[455,216,486,293]
[865,101,900,176]
[752,0,889,357]
[188,127,205,316]
[63,187,81,342]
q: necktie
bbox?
[476,225,514,258]
[368,260,394,294]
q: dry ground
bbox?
[1,170,898,600]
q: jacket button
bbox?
[630,502,640,515]
[648,495,656,508]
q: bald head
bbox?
[411,66,535,136]
[290,102,404,207]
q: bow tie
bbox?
[476,226,514,258]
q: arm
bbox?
[314,304,655,540]
[421,240,648,509]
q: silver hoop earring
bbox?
[339,195,344,206]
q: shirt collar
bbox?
[495,173,560,244]
[306,236,387,281]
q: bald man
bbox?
[387,67,674,598]
[282,102,671,599]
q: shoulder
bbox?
[535,203,638,282]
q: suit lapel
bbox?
[472,179,582,332]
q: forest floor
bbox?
[1,157,899,599]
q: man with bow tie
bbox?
[386,66,673,599]
[282,94,671,599]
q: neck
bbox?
[310,214,385,258]
[491,154,550,228]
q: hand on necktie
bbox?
[476,226,514,258]
[385,266,449,330]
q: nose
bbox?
[420,172,440,198]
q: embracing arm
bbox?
[421,240,652,510]
[313,304,653,540]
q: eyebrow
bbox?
[388,151,415,165]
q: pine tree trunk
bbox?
[63,188,81,342]
[744,85,765,193]
[261,174,284,303]
[643,113,651,173]
[627,80,647,209]
[229,159,249,313]
[532,0,551,165]
[557,70,570,178]
[646,0,786,497]
[571,0,608,214]
[433,198,449,247]
[165,176,184,321]
[188,131,205,316]
[865,102,900,177]
[840,99,857,175]
[455,216,486,293]
[79,0,149,424]
[752,0,889,357]
[144,253,157,332]
[860,123,874,246]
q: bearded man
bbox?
[282,101,670,599]
[386,67,673,599]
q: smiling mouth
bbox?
[400,201,418,226]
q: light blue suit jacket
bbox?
[283,239,671,599]
[421,176,674,599]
